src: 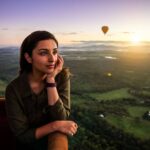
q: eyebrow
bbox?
[38,48,58,51]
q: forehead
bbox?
[35,39,57,49]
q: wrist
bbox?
[46,82,56,88]
[52,121,60,132]
[46,77,55,83]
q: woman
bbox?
[5,31,78,150]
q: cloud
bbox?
[105,32,135,36]
[121,32,135,34]
[1,28,8,30]
[57,32,79,35]
[60,42,123,52]
[71,40,128,44]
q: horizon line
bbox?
[0,40,150,48]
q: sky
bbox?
[0,0,150,46]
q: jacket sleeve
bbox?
[44,70,71,120]
[5,84,36,144]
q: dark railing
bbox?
[0,98,68,150]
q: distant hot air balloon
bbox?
[107,73,112,77]
[101,26,109,34]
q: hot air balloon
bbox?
[101,26,109,34]
[107,72,112,77]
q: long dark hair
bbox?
[19,31,58,74]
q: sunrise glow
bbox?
[131,35,141,44]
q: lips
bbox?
[46,64,55,68]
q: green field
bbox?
[106,113,150,140]
[83,88,136,101]
[127,106,150,118]
[72,90,150,140]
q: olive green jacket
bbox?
[5,70,70,145]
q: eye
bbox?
[53,49,58,55]
[40,51,49,56]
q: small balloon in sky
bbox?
[101,26,109,34]
[107,73,112,77]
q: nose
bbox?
[48,54,55,62]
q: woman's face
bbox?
[29,39,58,74]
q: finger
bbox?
[68,131,74,136]
[58,54,62,60]
[74,123,78,128]
[58,55,64,63]
[57,56,64,66]
[70,127,77,135]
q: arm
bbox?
[45,55,70,120]
[46,70,70,120]
[5,83,77,143]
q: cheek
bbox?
[54,55,58,63]
[32,55,45,66]
[33,57,42,63]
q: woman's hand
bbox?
[55,55,64,75]
[47,55,64,82]
[46,55,64,81]
[54,120,78,136]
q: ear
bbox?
[24,53,32,63]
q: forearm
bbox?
[47,87,59,105]
[47,77,59,105]
[35,121,57,140]
[46,70,70,120]
[45,99,68,120]
[36,120,78,140]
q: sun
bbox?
[131,35,141,44]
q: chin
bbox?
[46,69,54,74]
